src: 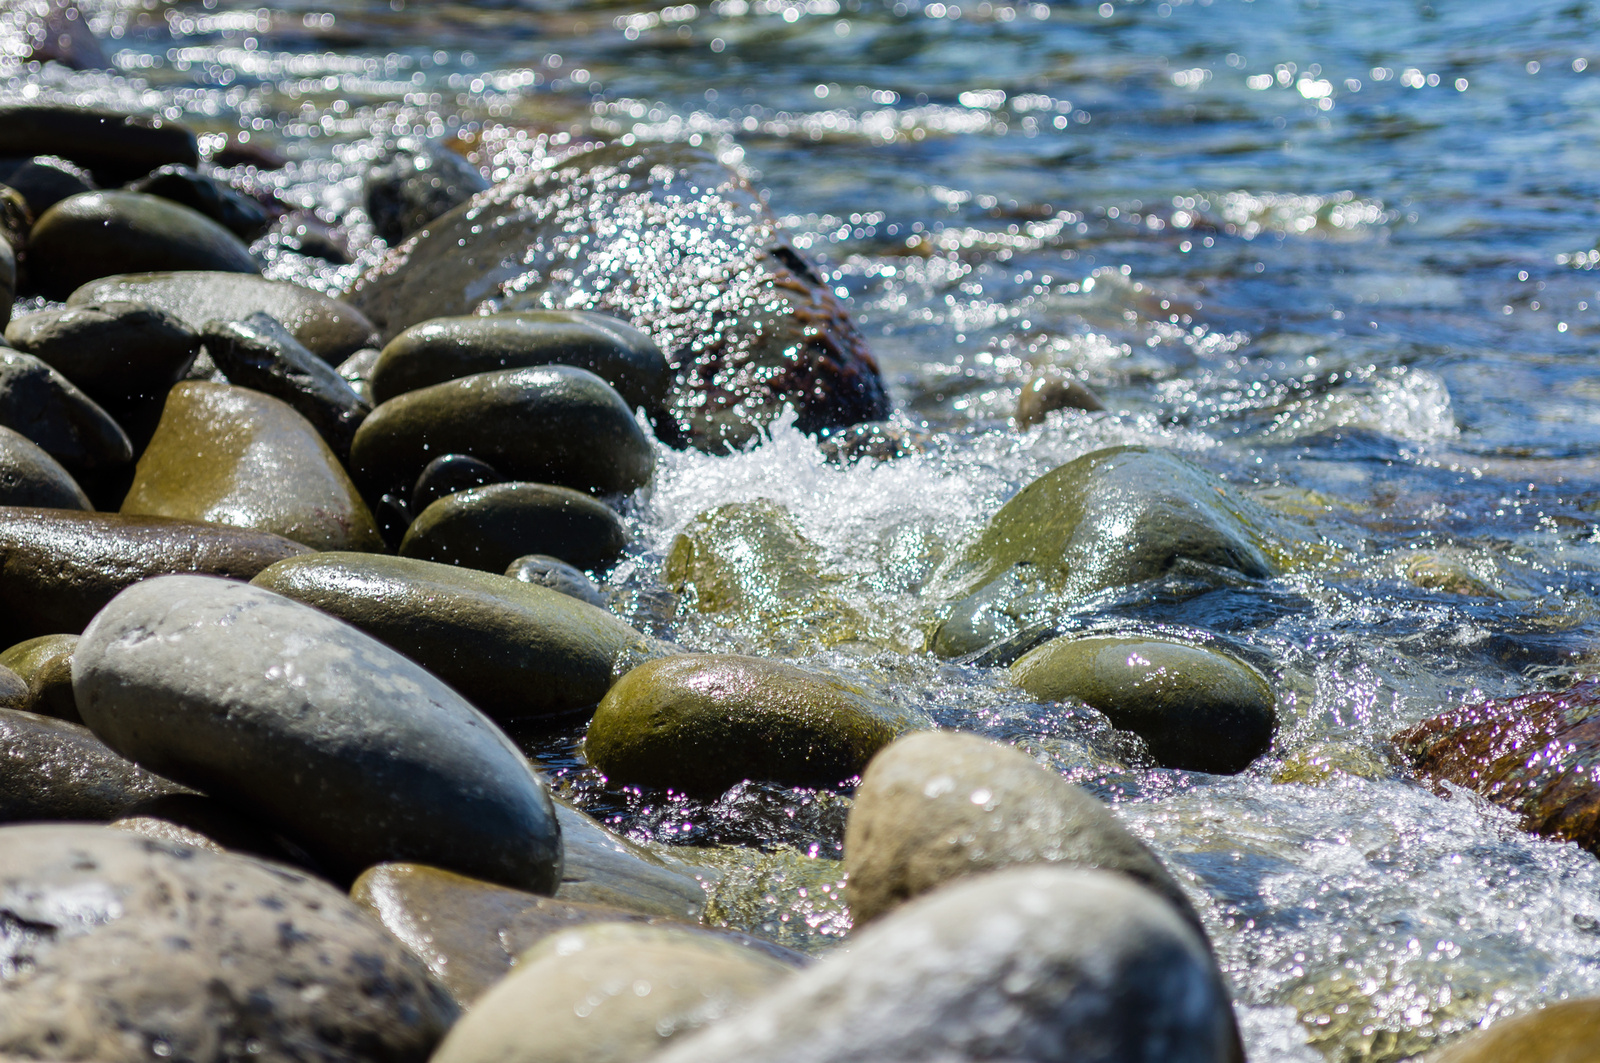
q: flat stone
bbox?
[0,707,185,823]
[0,349,131,471]
[586,654,914,797]
[0,425,90,509]
[1012,636,1276,775]
[0,104,198,183]
[0,507,310,644]
[128,164,270,239]
[1431,999,1600,1063]
[5,300,201,411]
[350,365,654,500]
[345,142,889,451]
[400,482,626,574]
[251,551,665,719]
[365,142,490,245]
[70,272,377,362]
[0,633,80,722]
[121,381,382,552]
[649,867,1242,1063]
[0,823,455,1063]
[29,191,258,300]
[507,553,607,608]
[844,730,1205,935]
[431,923,793,1063]
[73,575,564,891]
[372,310,671,416]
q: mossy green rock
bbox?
[1012,636,1275,775]
[351,365,654,500]
[929,445,1310,657]
[122,381,382,552]
[0,707,186,823]
[0,426,89,509]
[372,310,671,414]
[70,272,377,361]
[1430,999,1600,1063]
[0,349,131,471]
[844,730,1204,934]
[28,191,258,299]
[252,552,665,719]
[587,654,912,796]
[401,482,625,574]
[5,300,200,409]
[0,633,80,722]
[431,922,793,1063]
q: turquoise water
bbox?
[15,1,1600,1058]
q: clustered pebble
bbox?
[0,93,1571,1063]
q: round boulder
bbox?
[4,299,201,410]
[400,482,626,574]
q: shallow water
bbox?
[15,0,1600,1058]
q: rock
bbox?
[73,575,565,891]
[0,707,185,823]
[586,654,911,797]
[251,551,664,719]
[0,183,30,253]
[0,666,30,711]
[121,381,382,552]
[365,142,490,246]
[336,345,381,403]
[199,312,370,458]
[843,730,1204,935]
[350,365,654,500]
[0,633,80,722]
[1395,679,1600,855]
[269,211,352,263]
[927,446,1309,657]
[111,792,321,870]
[0,349,132,471]
[0,104,198,184]
[432,922,793,1063]
[0,232,12,331]
[372,310,671,417]
[1012,636,1275,775]
[28,191,259,300]
[70,271,378,362]
[0,154,94,216]
[128,164,271,239]
[12,0,111,70]
[411,452,503,513]
[1014,368,1105,427]
[1430,999,1600,1063]
[649,866,1242,1063]
[0,823,455,1063]
[507,553,607,608]
[0,425,90,509]
[345,142,889,451]
[551,799,709,916]
[401,482,626,574]
[5,300,201,414]
[0,507,311,643]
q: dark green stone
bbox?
[401,482,625,574]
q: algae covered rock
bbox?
[345,141,889,451]
[400,482,626,574]
[0,823,455,1063]
[1012,636,1275,775]
[586,654,912,796]
[121,381,382,552]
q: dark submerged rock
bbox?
[401,482,626,574]
[0,349,132,471]
[0,823,456,1063]
[0,707,185,823]
[365,141,491,246]
[0,507,311,643]
[411,452,503,513]
[28,191,259,299]
[507,553,608,608]
[73,575,565,892]
[128,163,271,239]
[0,155,94,217]
[0,425,90,509]
[0,633,80,722]
[0,104,198,184]
[345,141,889,451]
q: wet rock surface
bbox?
[507,552,608,607]
[410,452,503,512]
[0,633,81,722]
[110,791,323,870]
[365,141,490,245]
[0,708,185,822]
[1429,999,1600,1062]
[72,575,564,890]
[128,163,271,239]
[0,154,94,216]
[0,104,198,183]
[346,141,889,450]
[400,481,626,574]
[0,348,132,472]
[0,424,90,509]
[5,300,201,418]
[0,823,456,1063]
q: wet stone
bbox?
[551,799,710,917]
[253,552,665,719]
[110,792,322,871]
[1430,998,1600,1063]
[70,271,378,362]
[844,730,1206,936]
[5,300,201,414]
[0,104,198,184]
[1014,368,1105,427]
[0,666,29,712]
[200,312,370,459]
[0,155,94,218]
[0,425,90,510]
[269,211,352,264]
[73,575,565,891]
[0,183,30,254]
[346,141,889,451]
[121,381,382,552]
[372,310,672,417]
[336,346,381,403]
[411,452,503,513]
[0,823,456,1063]
[0,349,132,471]
[401,482,626,574]
[507,553,608,608]
[351,365,654,501]
[0,231,12,332]
[1011,636,1276,775]
[365,141,490,246]
[586,654,914,797]
[0,507,310,643]
[0,633,81,722]
[431,922,794,1063]
[28,191,259,300]
[0,707,186,823]
[128,163,271,239]
[649,866,1243,1063]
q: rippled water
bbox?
[16,0,1600,1058]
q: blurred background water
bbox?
[16,0,1600,1058]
